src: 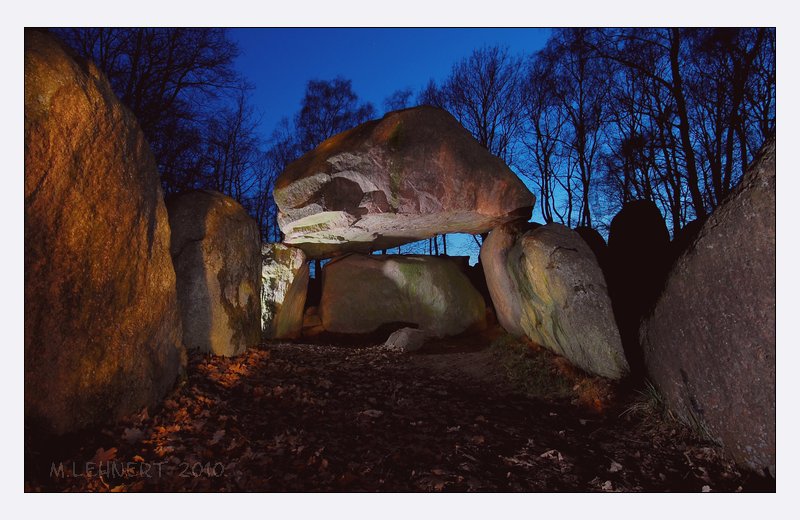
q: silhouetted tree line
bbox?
[54,27,775,243]
[419,28,775,234]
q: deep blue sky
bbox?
[229,28,552,263]
[230,28,551,138]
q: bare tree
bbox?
[521,50,566,224]
[426,46,525,165]
[688,28,772,206]
[383,88,414,112]
[295,77,376,152]
[53,28,241,193]
[203,86,262,199]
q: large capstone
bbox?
[319,254,487,337]
[261,243,309,340]
[24,30,185,435]
[640,138,775,476]
[482,223,628,379]
[167,190,261,357]
[274,106,536,258]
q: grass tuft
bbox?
[490,334,573,400]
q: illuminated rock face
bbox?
[261,243,309,340]
[319,254,486,337]
[24,30,184,435]
[274,106,535,258]
[640,138,775,476]
[482,223,628,379]
[167,190,261,357]
[480,222,535,337]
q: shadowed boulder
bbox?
[167,190,261,357]
[482,223,628,379]
[261,243,309,340]
[274,106,535,258]
[640,138,775,476]
[668,217,705,270]
[607,200,671,378]
[24,30,184,435]
[574,226,609,275]
[319,254,486,337]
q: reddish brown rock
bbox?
[640,138,776,476]
[24,30,184,435]
[167,190,261,357]
[274,106,535,258]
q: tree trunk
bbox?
[669,28,707,218]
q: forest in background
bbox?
[53,28,776,248]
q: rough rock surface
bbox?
[484,223,628,379]
[480,223,533,337]
[319,254,486,337]
[607,200,671,377]
[261,244,309,340]
[384,327,433,353]
[274,106,536,258]
[574,226,609,275]
[301,307,325,338]
[167,190,261,357]
[640,138,776,475]
[24,30,184,435]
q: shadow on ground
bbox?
[25,330,775,492]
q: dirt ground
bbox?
[25,331,775,492]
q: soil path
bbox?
[25,339,773,492]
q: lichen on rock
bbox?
[167,190,261,357]
[261,243,309,340]
[319,254,487,337]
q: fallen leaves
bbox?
[91,447,117,465]
[24,342,761,492]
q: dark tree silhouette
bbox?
[421,46,525,165]
[520,27,775,235]
[52,28,242,194]
[295,77,376,152]
[383,88,414,112]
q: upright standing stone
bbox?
[167,190,261,357]
[607,200,671,377]
[261,243,309,340]
[574,226,609,275]
[480,222,534,337]
[482,223,628,379]
[24,30,184,434]
[319,254,486,337]
[640,138,775,475]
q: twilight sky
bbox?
[229,28,551,138]
[229,28,552,263]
